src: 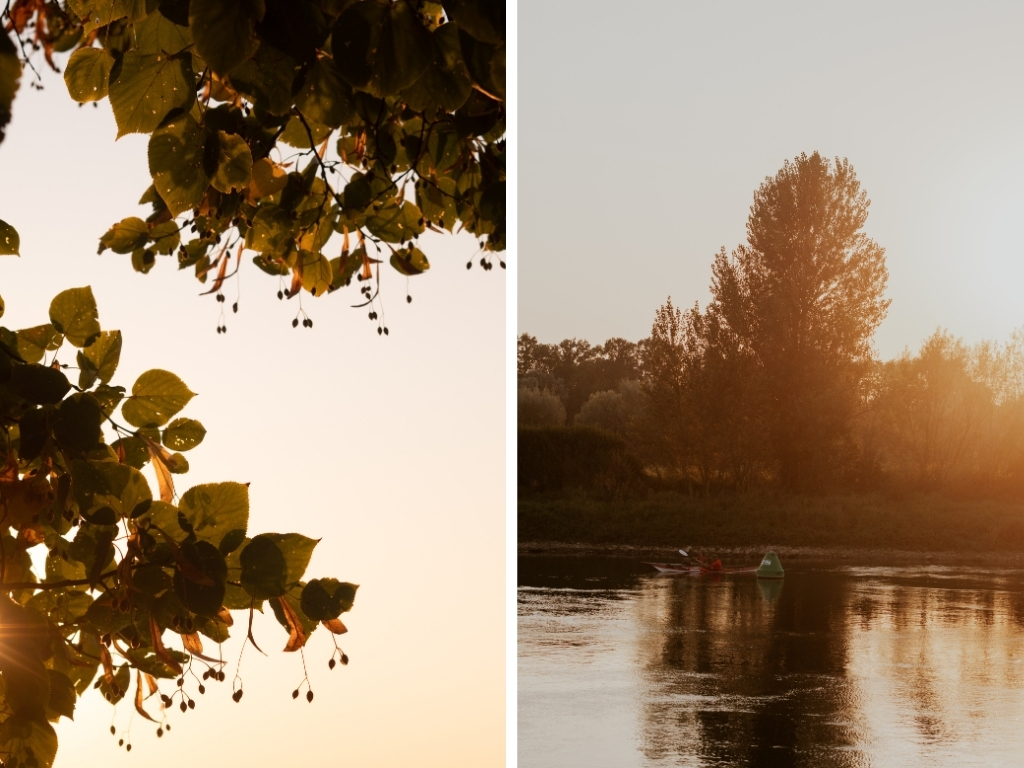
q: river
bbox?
[518,554,1024,767]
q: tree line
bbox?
[520,152,1024,497]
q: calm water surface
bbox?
[518,556,1024,767]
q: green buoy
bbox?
[756,551,784,579]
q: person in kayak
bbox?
[694,550,723,571]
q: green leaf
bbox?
[0,29,22,144]
[227,43,295,115]
[246,205,294,254]
[274,533,318,584]
[46,670,77,721]
[374,0,433,96]
[49,286,100,347]
[135,10,192,55]
[149,219,182,254]
[77,330,122,389]
[298,250,333,296]
[162,417,206,451]
[239,535,287,599]
[71,459,149,517]
[211,131,253,193]
[300,578,358,621]
[278,115,332,149]
[333,1,431,97]
[401,23,473,112]
[173,540,227,617]
[294,57,355,129]
[366,200,425,243]
[189,0,265,75]
[390,245,430,276]
[98,216,150,254]
[148,114,210,217]
[7,363,71,405]
[108,51,195,137]
[416,175,457,230]
[178,482,248,546]
[53,393,104,454]
[441,0,505,43]
[121,369,196,428]
[0,218,17,255]
[63,47,114,103]
[0,717,58,768]
[16,324,60,364]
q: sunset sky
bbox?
[1,76,506,766]
[520,1,1024,359]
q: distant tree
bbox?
[517,387,566,428]
[575,380,647,443]
[710,152,890,489]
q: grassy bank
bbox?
[518,491,1024,552]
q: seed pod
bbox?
[292,689,299,699]
[187,699,195,710]
[119,739,124,747]
[127,744,132,752]
[110,726,116,735]
[198,684,206,695]
[180,701,187,713]
[306,691,314,703]
[292,318,299,328]
[157,728,163,738]
[341,653,349,665]
[232,689,243,703]
[329,658,336,670]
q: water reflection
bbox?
[518,558,1024,768]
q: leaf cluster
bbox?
[0,287,356,768]
[3,0,505,313]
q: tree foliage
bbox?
[0,286,356,768]
[1,0,505,326]
[709,152,889,489]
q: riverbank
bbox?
[518,491,1024,556]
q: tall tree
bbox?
[710,152,889,489]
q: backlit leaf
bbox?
[189,0,265,75]
[135,10,192,55]
[98,217,150,254]
[0,218,18,255]
[173,540,227,617]
[148,114,209,217]
[298,250,333,296]
[121,369,195,428]
[49,286,100,347]
[63,47,114,104]
[162,418,206,451]
[47,670,77,721]
[77,330,122,388]
[390,245,430,276]
[294,57,355,128]
[178,482,249,546]
[108,51,194,137]
[211,131,253,193]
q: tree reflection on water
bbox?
[518,557,1024,768]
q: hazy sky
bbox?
[520,0,1024,359]
[1,78,505,765]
